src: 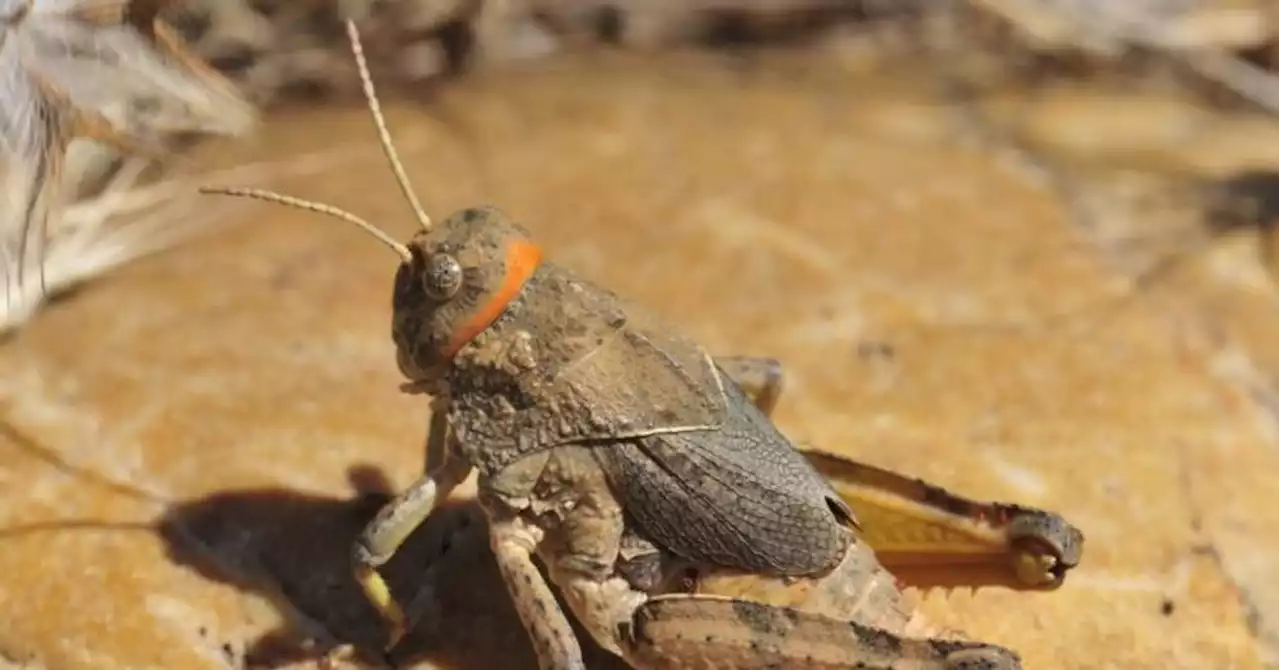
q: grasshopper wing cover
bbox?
[595,376,857,577]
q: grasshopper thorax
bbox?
[392,205,542,385]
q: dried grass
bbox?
[974,0,1277,111]
[1,0,258,333]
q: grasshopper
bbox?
[202,20,1082,669]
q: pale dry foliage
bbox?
[0,0,256,333]
[970,0,1276,109]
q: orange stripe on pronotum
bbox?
[442,239,543,358]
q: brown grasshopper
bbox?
[201,20,1082,669]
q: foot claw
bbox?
[321,642,400,669]
[384,622,407,653]
[354,564,409,651]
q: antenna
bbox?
[197,23,433,257]
[344,19,433,231]
[198,186,412,262]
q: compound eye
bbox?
[423,253,463,300]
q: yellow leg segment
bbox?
[356,564,409,648]
[351,448,472,650]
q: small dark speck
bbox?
[1206,170,1278,233]
[208,46,257,75]
[856,340,895,361]
[197,626,208,637]
[168,10,211,40]
[221,642,235,659]
[1160,598,1176,616]
[594,5,624,44]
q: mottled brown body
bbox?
[203,21,1085,670]
[377,205,878,667]
[354,204,1084,669]
[424,248,855,575]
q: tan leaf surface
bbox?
[0,50,1275,670]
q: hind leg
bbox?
[716,355,1084,592]
[622,594,1022,670]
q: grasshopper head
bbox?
[391,206,542,385]
[198,22,546,392]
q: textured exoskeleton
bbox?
[376,355,1084,669]
[203,20,1084,670]
[354,352,1083,669]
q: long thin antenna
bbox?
[198,186,413,262]
[344,19,433,232]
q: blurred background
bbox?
[0,2,1276,669]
